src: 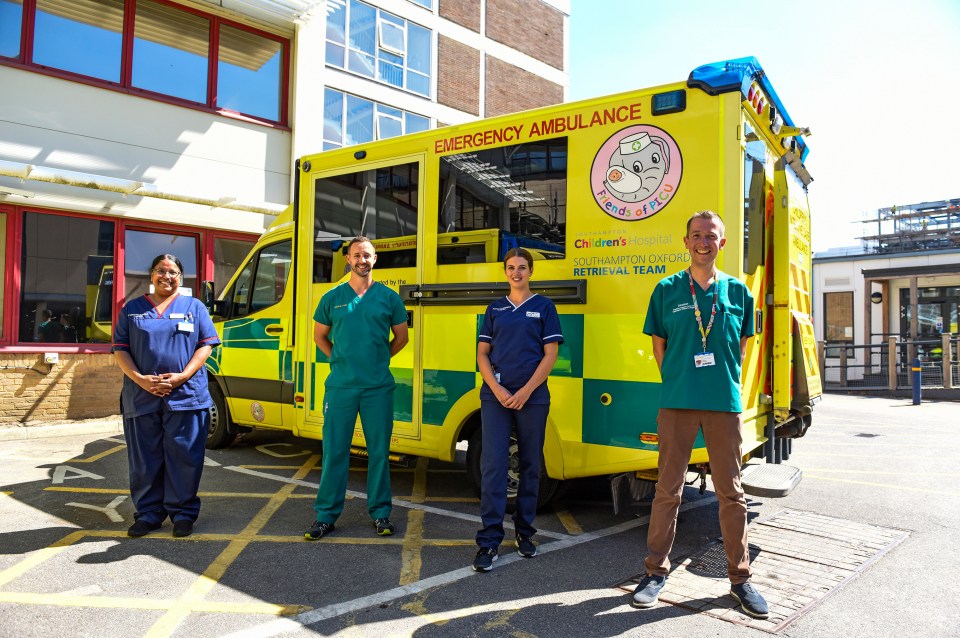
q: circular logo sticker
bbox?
[250,402,265,422]
[590,125,683,221]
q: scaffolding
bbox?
[860,198,960,253]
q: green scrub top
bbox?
[643,270,755,412]
[314,281,408,389]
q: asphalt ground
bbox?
[1,394,958,638]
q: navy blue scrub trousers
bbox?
[123,406,209,525]
[476,400,549,548]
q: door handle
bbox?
[265,324,284,334]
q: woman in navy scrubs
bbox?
[472,248,563,571]
[113,254,221,538]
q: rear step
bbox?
[741,463,802,497]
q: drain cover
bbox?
[616,508,909,632]
[741,464,802,497]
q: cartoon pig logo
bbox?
[604,132,670,203]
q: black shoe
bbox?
[730,581,769,619]
[304,520,335,541]
[172,520,194,538]
[374,518,395,536]
[515,535,537,558]
[127,520,161,538]
[631,574,667,608]
[472,547,498,572]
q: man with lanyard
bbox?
[305,236,409,541]
[633,210,769,619]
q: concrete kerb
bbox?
[0,417,123,442]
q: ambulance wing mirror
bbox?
[202,281,216,310]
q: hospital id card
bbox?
[177,321,194,333]
[694,352,715,368]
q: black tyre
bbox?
[465,427,560,511]
[206,380,237,449]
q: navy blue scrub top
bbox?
[113,293,221,417]
[478,294,564,405]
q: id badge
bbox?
[694,352,716,368]
[177,321,194,333]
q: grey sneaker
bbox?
[304,520,335,541]
[730,581,769,619]
[631,574,667,608]
[374,518,395,536]
[515,535,537,558]
[472,547,498,572]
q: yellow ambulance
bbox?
[204,57,821,505]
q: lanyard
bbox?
[687,269,718,353]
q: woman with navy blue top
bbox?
[472,248,564,572]
[113,254,221,538]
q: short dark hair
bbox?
[503,247,534,270]
[346,236,374,253]
[685,210,725,237]
[150,254,184,277]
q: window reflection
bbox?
[218,24,282,121]
[0,0,23,58]
[133,0,208,103]
[33,0,123,82]
[19,212,115,343]
[324,88,429,149]
[123,230,197,303]
[214,237,256,296]
[437,139,567,264]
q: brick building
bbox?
[0,0,569,424]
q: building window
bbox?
[437,139,567,264]
[19,212,115,344]
[326,0,432,97]
[323,88,429,150]
[123,229,199,304]
[408,0,433,8]
[2,0,289,125]
[132,0,209,104]
[0,0,24,58]
[823,291,854,358]
[217,24,283,122]
[4,208,257,349]
[33,0,124,82]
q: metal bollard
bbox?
[912,358,922,405]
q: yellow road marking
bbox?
[400,458,430,585]
[423,496,478,503]
[0,592,307,615]
[483,608,521,631]
[401,593,451,627]
[70,444,126,463]
[143,454,322,638]
[553,508,584,535]
[0,530,86,588]
[44,487,309,498]
[805,473,955,496]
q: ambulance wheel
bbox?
[207,381,237,449]
[466,428,560,511]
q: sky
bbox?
[568,0,960,252]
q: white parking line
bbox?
[224,465,571,540]
[220,496,717,637]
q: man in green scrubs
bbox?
[633,211,769,619]
[305,236,409,540]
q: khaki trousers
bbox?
[644,408,751,584]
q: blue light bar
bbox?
[687,57,809,162]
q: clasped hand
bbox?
[494,385,531,410]
[140,372,185,397]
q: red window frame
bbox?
[0,205,258,353]
[2,0,291,128]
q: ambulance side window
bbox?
[437,138,567,264]
[226,241,291,318]
[312,162,419,283]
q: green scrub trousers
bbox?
[313,384,395,523]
